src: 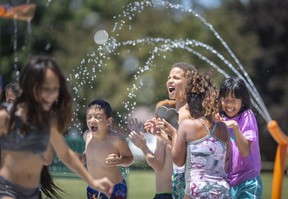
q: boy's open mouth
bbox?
[91,126,98,132]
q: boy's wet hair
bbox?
[87,99,112,118]
[219,77,251,114]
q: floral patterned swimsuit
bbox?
[184,121,230,199]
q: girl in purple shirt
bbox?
[218,77,262,199]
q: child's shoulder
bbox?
[179,118,199,132]
[82,130,92,140]
[240,109,256,119]
[242,108,254,114]
[82,129,90,135]
[108,131,129,148]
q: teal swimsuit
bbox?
[171,170,185,199]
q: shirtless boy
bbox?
[82,99,134,199]
[129,99,174,199]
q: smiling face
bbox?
[38,68,60,111]
[221,92,242,118]
[166,67,186,101]
[86,107,112,134]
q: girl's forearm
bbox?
[61,148,94,185]
[233,126,251,157]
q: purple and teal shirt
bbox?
[224,109,262,186]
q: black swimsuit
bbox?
[0,115,50,153]
[0,116,50,199]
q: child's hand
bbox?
[143,119,153,133]
[128,118,143,133]
[214,113,224,122]
[144,118,161,135]
[156,118,176,137]
[224,120,238,129]
[129,131,147,149]
[106,153,122,166]
[91,177,114,197]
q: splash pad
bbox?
[66,1,285,198]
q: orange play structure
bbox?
[0,3,35,22]
[267,120,288,199]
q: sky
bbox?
[182,0,221,8]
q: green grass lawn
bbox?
[52,170,287,199]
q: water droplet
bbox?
[94,30,109,45]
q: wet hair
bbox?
[171,62,197,80]
[16,55,72,132]
[185,72,219,119]
[5,81,20,99]
[87,99,112,118]
[219,77,251,116]
[171,62,198,101]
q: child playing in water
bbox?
[218,77,262,198]
[82,99,134,199]
[3,80,63,198]
[129,99,175,199]
[0,56,113,199]
[163,72,230,198]
[144,62,197,199]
